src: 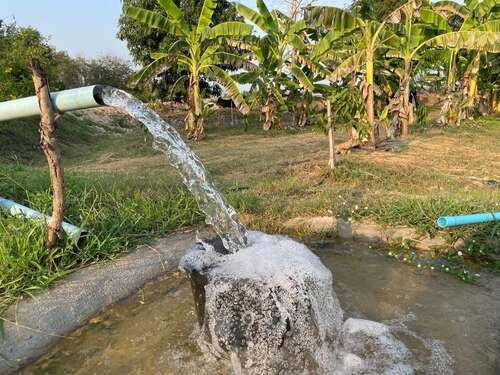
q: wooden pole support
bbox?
[30,58,65,249]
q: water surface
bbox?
[23,241,499,374]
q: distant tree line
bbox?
[0,19,133,102]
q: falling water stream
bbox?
[100,87,247,253]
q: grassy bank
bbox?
[0,165,201,312]
[1,111,499,311]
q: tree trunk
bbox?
[465,52,480,118]
[326,100,335,169]
[492,90,500,114]
[262,94,274,131]
[440,50,458,126]
[365,50,376,147]
[31,59,65,249]
[186,76,195,135]
[400,60,413,139]
[187,74,204,140]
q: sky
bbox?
[0,0,347,62]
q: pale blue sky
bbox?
[0,0,346,62]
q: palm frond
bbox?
[157,0,189,35]
[123,6,179,34]
[329,50,367,81]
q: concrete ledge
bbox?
[0,229,200,374]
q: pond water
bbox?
[22,240,499,375]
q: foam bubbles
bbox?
[180,232,453,374]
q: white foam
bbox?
[181,232,452,374]
[336,318,414,375]
[204,231,332,281]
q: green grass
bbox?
[0,164,201,312]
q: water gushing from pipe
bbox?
[100,87,247,253]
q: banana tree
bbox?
[479,53,500,114]
[124,0,252,139]
[304,4,406,146]
[385,3,453,138]
[406,27,500,127]
[462,20,500,117]
[235,0,311,130]
[432,0,500,124]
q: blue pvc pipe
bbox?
[0,197,83,241]
[437,212,500,228]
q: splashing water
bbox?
[180,232,454,374]
[100,87,247,253]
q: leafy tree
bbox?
[350,0,406,21]
[54,52,87,89]
[84,55,133,89]
[306,1,500,142]
[478,53,500,114]
[0,20,58,101]
[55,53,133,90]
[305,5,402,146]
[117,0,241,99]
[123,0,252,139]
[384,3,449,137]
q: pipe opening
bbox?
[92,85,109,106]
[436,217,448,228]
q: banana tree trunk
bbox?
[186,73,204,140]
[299,96,311,127]
[365,50,376,147]
[400,60,413,139]
[262,88,275,131]
[292,100,305,128]
[440,50,459,126]
[262,99,273,131]
[465,52,480,119]
[492,90,500,114]
[186,86,195,136]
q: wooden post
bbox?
[326,99,335,169]
[31,59,65,249]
